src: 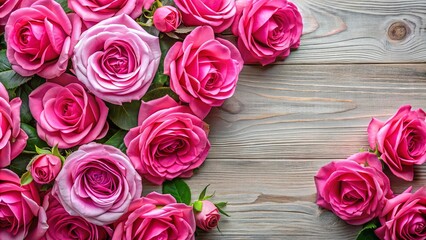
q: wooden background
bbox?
[147,0,426,239]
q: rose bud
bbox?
[153,6,181,33]
[29,154,62,184]
[195,200,221,231]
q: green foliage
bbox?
[21,123,48,152]
[215,202,230,217]
[356,220,380,240]
[104,130,128,153]
[20,171,33,185]
[107,101,141,130]
[162,178,192,205]
[142,87,179,102]
[193,200,203,212]
[0,50,32,89]
[7,153,33,176]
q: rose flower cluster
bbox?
[0,0,303,239]
[315,105,426,240]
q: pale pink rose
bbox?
[153,6,181,33]
[68,0,144,26]
[0,82,28,168]
[112,192,196,240]
[5,0,82,79]
[28,154,62,184]
[73,14,161,104]
[368,105,426,181]
[195,200,221,231]
[124,95,210,185]
[0,169,47,240]
[375,187,426,240]
[53,143,143,226]
[41,193,112,240]
[164,26,243,118]
[29,73,109,149]
[314,152,393,225]
[232,0,303,65]
[174,0,236,33]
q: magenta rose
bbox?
[112,192,196,240]
[29,73,109,149]
[174,0,236,33]
[73,14,161,105]
[53,143,143,226]
[153,6,181,33]
[314,152,393,225]
[0,0,19,26]
[124,95,210,185]
[375,187,426,240]
[232,0,303,65]
[41,193,112,240]
[164,26,243,118]
[368,105,426,181]
[5,0,82,78]
[195,200,221,231]
[0,169,47,240]
[68,0,144,26]
[0,82,27,168]
[28,154,62,184]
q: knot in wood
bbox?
[388,22,408,41]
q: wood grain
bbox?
[277,0,426,64]
[143,63,426,239]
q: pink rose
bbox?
[0,0,30,26]
[112,192,196,240]
[0,82,27,168]
[0,169,47,240]
[124,95,210,185]
[28,154,62,184]
[314,152,393,225]
[164,26,243,118]
[174,0,236,33]
[232,0,303,65]
[29,73,109,149]
[142,0,155,10]
[368,105,426,181]
[375,187,426,240]
[195,200,221,231]
[5,0,82,78]
[73,14,161,104]
[68,0,144,26]
[53,143,143,226]
[41,193,112,240]
[153,6,181,33]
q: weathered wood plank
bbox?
[143,158,426,239]
[275,0,426,64]
[206,64,426,160]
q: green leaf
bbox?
[16,84,33,123]
[107,101,141,130]
[7,153,34,176]
[161,0,175,6]
[142,87,179,102]
[356,220,380,240]
[214,202,230,217]
[20,171,33,185]
[193,200,203,212]
[162,178,191,205]
[21,123,48,151]
[104,130,128,153]
[198,184,210,201]
[0,50,32,89]
[35,146,51,155]
[54,0,72,13]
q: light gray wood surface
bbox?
[146,0,426,239]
